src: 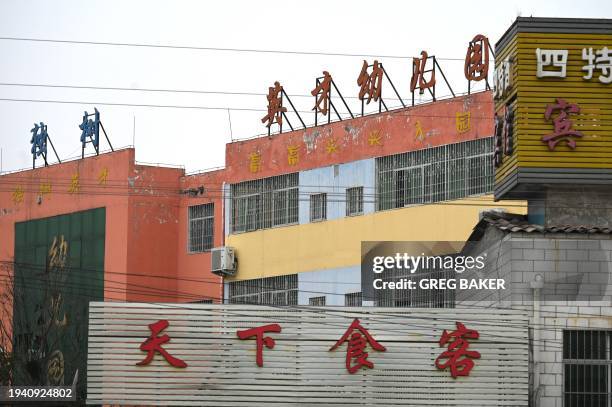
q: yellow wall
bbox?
[226,196,526,280]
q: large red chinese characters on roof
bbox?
[464,34,490,82]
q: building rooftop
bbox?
[468,210,612,241]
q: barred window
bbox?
[375,267,455,308]
[231,173,299,233]
[346,187,364,216]
[376,137,494,210]
[309,296,326,306]
[563,330,612,407]
[190,299,213,304]
[228,274,298,305]
[188,203,214,252]
[345,292,362,307]
[310,193,327,222]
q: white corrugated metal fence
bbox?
[87,302,529,406]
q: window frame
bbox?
[375,137,494,211]
[345,292,363,307]
[231,173,299,234]
[187,203,215,253]
[310,193,328,222]
[562,329,612,407]
[308,296,326,306]
[346,186,364,217]
[228,274,298,305]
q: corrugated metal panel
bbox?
[87,303,529,406]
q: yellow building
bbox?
[221,92,526,306]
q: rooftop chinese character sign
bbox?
[87,303,528,406]
[493,17,612,200]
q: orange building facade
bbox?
[0,90,516,307]
[0,148,222,304]
[0,89,528,397]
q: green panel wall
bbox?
[13,207,105,400]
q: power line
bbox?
[4,95,612,125]
[0,97,283,113]
[0,82,366,100]
[2,259,610,330]
[0,256,603,353]
[0,96,504,118]
[0,275,579,351]
[1,184,609,210]
[3,174,609,197]
[6,275,544,350]
[0,82,496,103]
[0,268,576,348]
[0,36,468,61]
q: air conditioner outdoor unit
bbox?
[211,247,237,277]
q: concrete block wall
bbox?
[458,230,612,406]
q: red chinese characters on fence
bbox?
[329,318,386,374]
[136,319,187,368]
[237,324,282,367]
[135,319,485,378]
[542,98,584,151]
[435,322,480,378]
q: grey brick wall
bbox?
[457,230,612,407]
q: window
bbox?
[309,296,326,306]
[563,330,612,407]
[231,173,299,233]
[376,137,494,210]
[345,292,362,307]
[310,193,327,222]
[188,203,214,252]
[228,274,298,305]
[375,267,454,308]
[190,299,213,304]
[346,187,364,216]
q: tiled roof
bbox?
[480,211,612,234]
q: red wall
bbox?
[0,149,133,302]
[176,169,225,303]
[0,148,224,305]
[0,90,495,313]
[225,91,493,182]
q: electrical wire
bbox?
[0,82,364,100]
[5,185,612,210]
[0,277,575,352]
[0,82,501,103]
[2,259,610,334]
[0,272,571,349]
[0,36,470,61]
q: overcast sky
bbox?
[0,0,610,174]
